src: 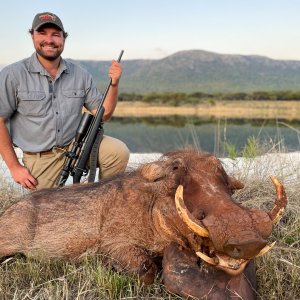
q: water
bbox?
[3,116,300,186]
[105,116,300,155]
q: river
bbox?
[105,116,300,155]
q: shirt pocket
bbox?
[17,91,47,117]
[62,89,85,114]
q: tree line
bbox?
[118,91,300,105]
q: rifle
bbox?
[56,50,124,186]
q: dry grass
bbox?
[0,153,299,299]
[234,179,300,299]
[115,100,300,120]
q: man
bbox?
[0,12,129,190]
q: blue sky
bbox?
[1,0,300,65]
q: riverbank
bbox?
[1,150,299,190]
[114,100,300,120]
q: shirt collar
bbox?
[27,53,70,76]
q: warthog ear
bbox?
[227,176,244,190]
[140,158,186,183]
[140,162,165,182]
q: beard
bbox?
[35,43,64,61]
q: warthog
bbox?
[0,149,287,299]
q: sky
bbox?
[1,0,300,65]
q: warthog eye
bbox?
[171,158,184,172]
[195,211,206,220]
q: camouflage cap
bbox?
[32,12,64,31]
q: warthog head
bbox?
[140,149,287,276]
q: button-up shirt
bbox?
[0,53,101,152]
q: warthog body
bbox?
[0,149,286,299]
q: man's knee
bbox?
[110,140,130,165]
[98,136,130,178]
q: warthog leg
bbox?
[103,245,158,285]
[162,242,257,300]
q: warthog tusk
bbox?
[269,176,287,224]
[175,185,209,237]
[196,251,248,272]
[272,207,285,224]
[255,241,276,257]
[196,250,218,266]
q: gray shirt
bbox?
[0,53,101,152]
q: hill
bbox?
[73,50,300,93]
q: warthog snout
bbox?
[224,238,268,259]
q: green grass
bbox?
[0,257,183,299]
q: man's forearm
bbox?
[91,85,118,121]
[101,58,122,121]
[103,85,118,121]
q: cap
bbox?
[32,12,64,31]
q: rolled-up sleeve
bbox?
[0,67,17,119]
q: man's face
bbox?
[31,25,65,61]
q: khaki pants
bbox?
[22,135,130,190]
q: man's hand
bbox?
[10,164,38,190]
[109,60,122,86]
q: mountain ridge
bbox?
[74,50,300,93]
[3,50,300,93]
